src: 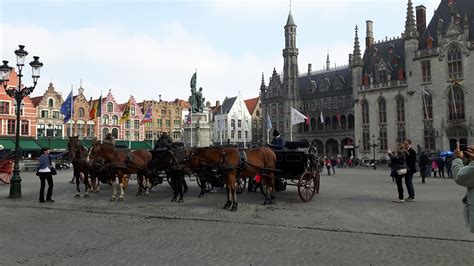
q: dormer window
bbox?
[378,63,387,83]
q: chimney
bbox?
[349,54,353,66]
[416,5,426,37]
[216,100,220,107]
[307,63,312,76]
[365,20,374,48]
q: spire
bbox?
[326,52,330,71]
[261,72,265,86]
[405,0,417,39]
[286,11,295,26]
[353,25,362,66]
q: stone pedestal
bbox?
[183,113,211,147]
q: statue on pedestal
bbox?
[188,72,205,113]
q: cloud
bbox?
[0,21,280,104]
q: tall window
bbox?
[379,126,388,151]
[78,108,85,118]
[7,119,15,134]
[21,120,29,135]
[55,125,63,138]
[422,92,433,119]
[166,119,171,128]
[53,111,60,119]
[87,124,94,138]
[448,45,462,79]
[125,120,130,129]
[361,100,369,125]
[157,119,162,127]
[0,102,9,114]
[378,98,387,123]
[396,96,405,122]
[37,124,46,137]
[424,125,436,150]
[102,115,109,125]
[448,86,465,121]
[397,126,406,144]
[174,120,180,127]
[146,130,153,139]
[362,127,370,151]
[378,64,387,83]
[131,107,135,115]
[134,120,140,129]
[107,102,113,112]
[278,103,283,115]
[421,61,431,83]
[238,119,242,128]
[112,128,118,138]
[48,99,54,107]
[238,130,242,139]
[41,110,49,118]
[112,115,118,125]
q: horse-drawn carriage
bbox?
[260,141,320,202]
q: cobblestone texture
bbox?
[1,168,473,265]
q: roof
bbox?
[30,96,43,107]
[361,38,406,81]
[175,99,191,109]
[286,12,296,26]
[220,97,236,114]
[298,66,352,96]
[212,105,222,115]
[244,97,259,114]
[419,0,474,49]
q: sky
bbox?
[0,0,440,105]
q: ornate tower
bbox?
[283,11,299,99]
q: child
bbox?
[432,160,438,177]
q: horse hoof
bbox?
[118,197,124,202]
[223,203,231,210]
[74,194,80,198]
[171,198,177,202]
[84,194,89,198]
[110,197,116,202]
[178,198,184,203]
[198,193,204,198]
[230,206,238,212]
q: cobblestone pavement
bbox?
[1,168,474,265]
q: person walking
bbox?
[436,157,446,178]
[388,145,406,203]
[419,152,430,183]
[324,157,332,176]
[452,143,474,233]
[402,139,416,202]
[330,157,337,175]
[37,148,63,203]
[432,159,439,177]
[446,157,453,178]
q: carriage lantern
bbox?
[1,45,43,198]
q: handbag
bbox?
[48,156,57,175]
[396,168,407,175]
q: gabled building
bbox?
[68,86,95,138]
[244,96,263,146]
[100,89,121,140]
[119,96,144,141]
[213,93,252,147]
[140,98,183,142]
[30,82,64,139]
[352,0,474,159]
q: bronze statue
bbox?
[188,72,205,113]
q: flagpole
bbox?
[190,110,193,147]
[128,100,131,149]
[70,85,73,137]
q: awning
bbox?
[35,138,68,150]
[18,139,42,151]
[0,139,16,150]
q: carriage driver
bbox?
[103,133,116,146]
[269,129,285,150]
[154,132,173,151]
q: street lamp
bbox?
[371,134,379,170]
[0,45,43,198]
[47,123,53,148]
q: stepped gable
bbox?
[298,66,351,96]
[362,38,406,82]
[419,0,474,49]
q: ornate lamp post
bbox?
[371,134,379,170]
[0,45,43,198]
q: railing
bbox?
[359,80,407,91]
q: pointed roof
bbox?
[404,0,417,39]
[244,97,259,114]
[286,11,296,26]
[220,97,237,114]
[353,25,362,66]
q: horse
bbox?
[90,141,152,201]
[190,146,276,211]
[148,147,192,202]
[66,136,93,198]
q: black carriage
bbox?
[260,141,321,202]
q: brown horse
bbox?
[66,136,93,198]
[190,146,276,211]
[90,141,152,201]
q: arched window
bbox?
[332,116,338,130]
[340,115,347,130]
[278,103,284,115]
[347,114,354,129]
[78,108,84,118]
[378,98,387,123]
[361,100,369,125]
[107,102,113,112]
[448,86,465,121]
[112,128,119,139]
[102,115,109,125]
[378,63,387,83]
[422,91,433,119]
[311,117,316,131]
[102,128,109,139]
[48,99,54,107]
[448,45,462,79]
[112,115,118,125]
[396,96,405,122]
[317,116,324,131]
[324,116,331,130]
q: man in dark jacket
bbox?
[419,152,430,183]
[403,139,417,201]
[154,132,173,150]
[269,129,285,150]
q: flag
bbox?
[119,100,131,123]
[185,113,192,125]
[305,113,310,126]
[266,113,272,130]
[320,111,324,124]
[60,90,74,123]
[421,87,430,96]
[190,72,196,88]
[89,95,102,120]
[291,107,306,125]
[142,105,152,124]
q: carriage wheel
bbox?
[298,171,316,202]
[236,176,246,194]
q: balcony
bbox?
[359,80,407,92]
